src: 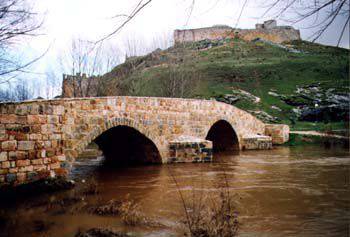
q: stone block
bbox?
[29,133,42,140]
[0,152,7,162]
[57,155,66,161]
[49,134,61,140]
[18,141,35,151]
[43,158,51,164]
[265,124,289,144]
[242,135,272,150]
[19,165,33,172]
[27,171,39,181]
[15,151,28,160]
[50,162,60,169]
[16,159,30,167]
[46,148,56,157]
[28,150,37,159]
[53,105,65,115]
[169,136,213,163]
[31,159,43,165]
[2,161,10,169]
[27,115,47,124]
[9,167,18,173]
[52,140,59,148]
[47,115,59,124]
[41,124,54,134]
[0,169,8,175]
[17,173,26,183]
[30,125,41,133]
[0,129,7,141]
[33,165,47,171]
[1,140,17,151]
[0,114,17,124]
[44,140,52,148]
[6,173,16,183]
[8,151,16,160]
[37,149,46,158]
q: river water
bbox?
[0,145,349,237]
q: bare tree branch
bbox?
[0,0,43,81]
[259,0,349,44]
[96,0,152,44]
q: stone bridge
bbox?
[0,96,289,185]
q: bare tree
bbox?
[260,0,349,45]
[44,68,61,99]
[149,32,173,50]
[160,65,201,98]
[0,87,12,101]
[60,38,120,97]
[63,38,120,77]
[0,78,33,102]
[123,37,145,58]
[0,0,43,82]
[12,79,33,101]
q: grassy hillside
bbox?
[98,39,349,132]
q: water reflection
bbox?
[0,145,349,237]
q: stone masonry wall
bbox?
[169,136,213,163]
[62,74,101,98]
[174,20,300,44]
[0,96,287,186]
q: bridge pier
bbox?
[168,136,213,163]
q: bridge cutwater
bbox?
[0,96,289,185]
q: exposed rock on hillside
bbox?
[279,84,349,122]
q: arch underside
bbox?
[94,126,162,166]
[70,117,164,166]
[205,120,240,152]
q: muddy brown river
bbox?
[0,145,349,237]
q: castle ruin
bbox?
[62,73,101,98]
[174,20,300,44]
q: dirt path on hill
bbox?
[290,131,349,140]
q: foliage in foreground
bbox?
[183,191,239,237]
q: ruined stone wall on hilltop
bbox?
[174,20,300,44]
[62,74,101,98]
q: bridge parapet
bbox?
[0,96,288,186]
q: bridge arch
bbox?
[205,119,240,152]
[69,117,164,165]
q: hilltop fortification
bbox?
[174,20,300,44]
[62,73,100,98]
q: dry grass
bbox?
[118,196,148,226]
[89,195,162,227]
[89,199,122,216]
[81,178,99,195]
[184,191,239,237]
[75,227,129,237]
[169,168,239,237]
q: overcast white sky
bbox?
[13,0,349,97]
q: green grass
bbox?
[102,39,349,131]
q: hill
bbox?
[63,39,349,133]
